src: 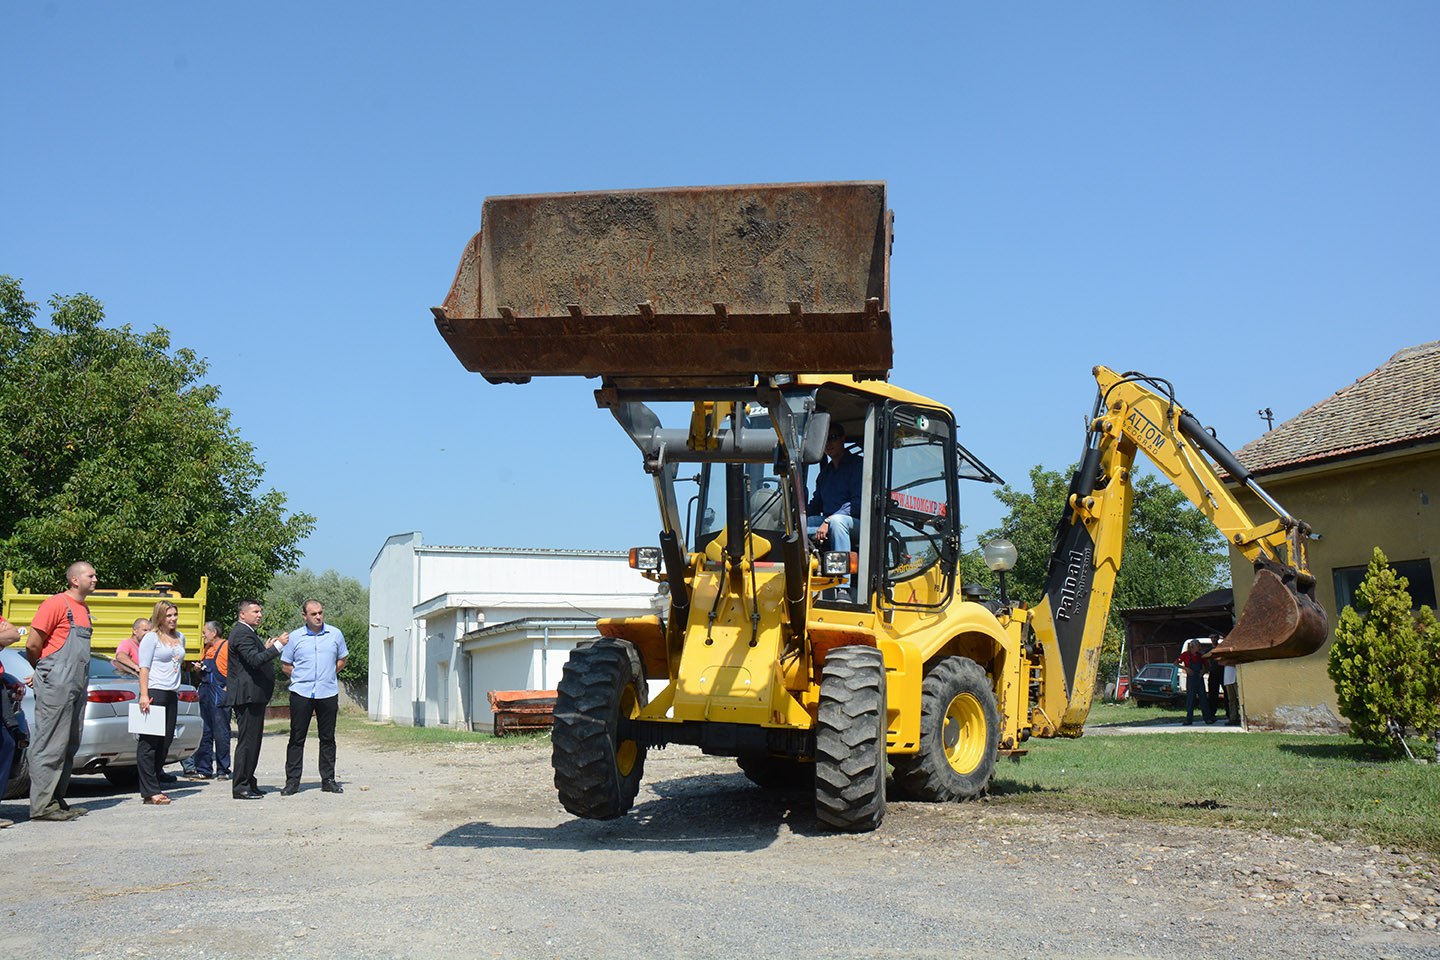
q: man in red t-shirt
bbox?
[1,615,26,828]
[26,562,98,822]
[1177,638,1214,726]
[112,618,150,678]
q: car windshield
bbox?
[1136,664,1173,680]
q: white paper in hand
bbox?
[128,702,167,736]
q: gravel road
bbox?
[2,727,1437,960]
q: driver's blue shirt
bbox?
[281,624,349,699]
[808,452,863,520]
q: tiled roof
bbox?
[1235,340,1440,475]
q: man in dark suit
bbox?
[225,598,287,800]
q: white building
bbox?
[368,532,659,729]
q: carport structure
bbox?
[1118,588,1234,681]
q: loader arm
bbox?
[1027,366,1328,736]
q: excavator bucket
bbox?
[432,182,893,385]
[1212,561,1329,663]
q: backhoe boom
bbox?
[1027,367,1329,735]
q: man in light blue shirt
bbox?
[280,600,348,795]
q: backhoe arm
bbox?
[1026,366,1328,737]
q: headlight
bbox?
[628,546,662,572]
[820,551,854,576]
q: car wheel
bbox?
[102,766,141,789]
[2,746,28,801]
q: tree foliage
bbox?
[264,568,370,685]
[985,463,1229,619]
[1327,547,1440,749]
[0,275,314,618]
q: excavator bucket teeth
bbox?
[1212,567,1329,663]
[432,182,893,385]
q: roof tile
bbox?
[1236,340,1440,474]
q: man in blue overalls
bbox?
[194,620,231,779]
[26,562,98,822]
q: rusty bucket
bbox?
[432,181,894,385]
[1212,560,1329,663]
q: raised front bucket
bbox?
[1212,563,1329,663]
[432,182,894,385]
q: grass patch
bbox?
[307,715,551,750]
[992,727,1440,855]
[1085,699,1189,726]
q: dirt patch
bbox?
[0,733,1435,959]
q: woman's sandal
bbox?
[143,794,172,805]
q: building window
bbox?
[1332,558,1437,612]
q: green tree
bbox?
[264,568,370,685]
[985,464,1228,618]
[1328,547,1440,751]
[0,276,314,617]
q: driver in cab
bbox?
[807,424,863,556]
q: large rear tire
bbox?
[814,645,887,832]
[891,656,998,802]
[552,639,648,820]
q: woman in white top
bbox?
[137,600,186,804]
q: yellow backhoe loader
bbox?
[432,182,1327,831]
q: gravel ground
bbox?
[2,728,1438,960]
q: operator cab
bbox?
[685,382,1002,611]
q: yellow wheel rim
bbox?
[616,684,640,776]
[942,692,986,775]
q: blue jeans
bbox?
[195,701,231,776]
[807,513,855,554]
[1184,672,1214,723]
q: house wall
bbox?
[1227,446,1439,731]
[369,532,421,724]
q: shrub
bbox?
[1327,547,1440,750]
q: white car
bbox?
[1,648,203,799]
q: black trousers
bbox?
[136,690,177,799]
[286,692,338,784]
[231,702,268,793]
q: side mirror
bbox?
[802,413,831,465]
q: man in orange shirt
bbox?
[26,561,98,822]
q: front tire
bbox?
[552,639,648,820]
[891,656,998,802]
[814,645,887,832]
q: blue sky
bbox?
[4,3,1436,584]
